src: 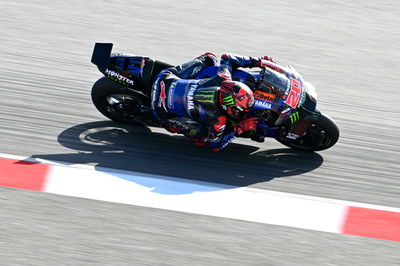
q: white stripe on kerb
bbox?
[45,164,347,233]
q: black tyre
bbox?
[91,77,147,123]
[276,113,339,151]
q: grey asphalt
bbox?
[0,0,399,265]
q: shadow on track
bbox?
[31,121,324,189]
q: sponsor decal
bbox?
[188,129,198,136]
[286,133,300,140]
[111,53,135,57]
[196,90,215,104]
[196,99,214,103]
[254,99,272,109]
[254,90,276,102]
[151,76,161,108]
[289,111,300,124]
[219,134,235,149]
[159,81,167,111]
[299,90,306,107]
[313,112,321,119]
[284,78,302,109]
[167,81,177,109]
[285,80,291,95]
[104,69,134,86]
[187,84,196,110]
[222,95,235,106]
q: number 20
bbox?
[284,79,301,108]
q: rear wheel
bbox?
[91,77,149,123]
[276,113,339,151]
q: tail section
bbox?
[91,43,113,71]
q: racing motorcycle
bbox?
[90,43,339,151]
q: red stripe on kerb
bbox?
[0,158,48,191]
[342,206,400,242]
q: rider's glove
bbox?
[234,117,258,136]
[254,56,275,67]
[260,55,275,63]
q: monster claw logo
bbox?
[196,90,215,103]
[222,95,235,106]
[188,129,198,136]
[289,111,300,124]
[313,112,321,119]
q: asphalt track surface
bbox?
[1,0,399,265]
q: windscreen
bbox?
[258,67,306,111]
[259,68,290,96]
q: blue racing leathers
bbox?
[151,53,258,150]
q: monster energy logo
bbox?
[188,129,197,136]
[289,111,300,124]
[222,95,235,105]
[313,111,321,119]
[104,69,134,86]
[196,90,215,103]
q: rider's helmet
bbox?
[219,80,255,119]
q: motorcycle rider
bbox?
[151,52,274,151]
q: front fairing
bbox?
[196,64,317,114]
[254,66,309,112]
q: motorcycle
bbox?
[90,43,339,151]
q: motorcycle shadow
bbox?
[31,121,324,193]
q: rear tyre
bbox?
[91,77,148,123]
[276,113,339,151]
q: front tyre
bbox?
[276,113,339,151]
[91,77,147,123]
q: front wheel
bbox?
[91,77,150,123]
[276,113,339,151]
